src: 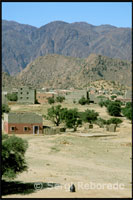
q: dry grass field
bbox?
[2,102,132,198]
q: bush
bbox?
[81,109,99,124]
[106,118,123,127]
[122,102,132,120]
[95,117,107,127]
[99,99,112,107]
[99,100,104,107]
[47,96,55,104]
[2,104,10,114]
[79,96,87,105]
[73,99,76,104]
[56,96,65,103]
[111,95,117,100]
[107,101,121,116]
[2,134,28,179]
[65,108,82,131]
[7,93,18,101]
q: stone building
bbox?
[17,87,35,104]
[65,90,87,103]
[3,112,43,134]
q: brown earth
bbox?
[2,103,132,198]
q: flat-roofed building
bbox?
[18,87,35,104]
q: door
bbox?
[33,126,39,134]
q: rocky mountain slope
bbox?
[16,54,131,89]
[2,20,131,75]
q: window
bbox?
[24,127,28,131]
[27,97,29,99]
[27,92,29,94]
[20,88,23,90]
[20,92,23,94]
[10,126,15,131]
[20,97,23,99]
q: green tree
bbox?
[56,96,65,103]
[106,118,123,127]
[122,102,132,120]
[95,117,107,127]
[107,101,121,116]
[99,100,104,107]
[99,99,112,107]
[65,108,82,131]
[2,104,10,114]
[111,95,117,100]
[83,109,99,124]
[7,93,18,101]
[47,105,67,126]
[47,96,55,104]
[2,134,28,179]
[79,96,87,105]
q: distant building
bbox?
[36,91,55,104]
[3,112,43,134]
[18,87,35,104]
[65,90,87,103]
[2,91,8,104]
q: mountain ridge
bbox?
[2,20,132,75]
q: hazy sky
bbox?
[2,2,132,28]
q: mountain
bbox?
[15,54,131,89]
[2,20,132,75]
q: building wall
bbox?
[36,92,54,104]
[4,122,43,134]
[65,90,87,103]
[18,87,35,104]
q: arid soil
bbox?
[2,103,132,198]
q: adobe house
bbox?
[36,90,57,104]
[17,86,35,104]
[3,112,43,134]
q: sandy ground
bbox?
[2,103,132,198]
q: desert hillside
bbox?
[2,20,131,75]
[16,54,131,89]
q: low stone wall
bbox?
[43,127,66,135]
[106,124,116,132]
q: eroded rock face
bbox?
[2,20,131,75]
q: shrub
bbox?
[95,117,107,127]
[2,104,10,114]
[47,96,55,104]
[2,134,28,179]
[6,93,18,101]
[107,101,121,116]
[122,102,132,120]
[111,95,117,100]
[106,118,123,127]
[99,99,112,107]
[99,100,104,107]
[56,96,65,103]
[79,96,87,105]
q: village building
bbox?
[65,89,87,103]
[3,112,43,134]
[17,86,35,104]
[2,91,8,104]
[36,90,57,104]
